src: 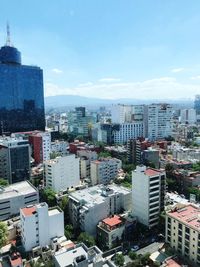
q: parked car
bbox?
[131,245,139,252]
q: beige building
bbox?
[91,158,122,185]
[166,204,200,266]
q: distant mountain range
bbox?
[45,95,193,109]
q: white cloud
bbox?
[98,77,121,82]
[171,68,184,73]
[44,77,199,100]
[51,68,63,74]
[190,75,200,80]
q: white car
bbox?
[131,245,139,252]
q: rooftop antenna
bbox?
[6,22,11,46]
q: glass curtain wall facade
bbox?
[0,44,45,134]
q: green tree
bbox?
[0,222,8,247]
[0,178,8,186]
[64,224,73,240]
[98,151,112,158]
[114,253,125,266]
[40,188,56,207]
[128,251,137,260]
[77,232,95,247]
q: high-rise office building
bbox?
[0,25,45,134]
[0,137,30,184]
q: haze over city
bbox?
[1,0,200,100]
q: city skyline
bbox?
[1,0,200,100]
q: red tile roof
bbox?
[21,206,36,216]
[103,215,122,227]
[145,168,161,177]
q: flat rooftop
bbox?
[103,215,122,227]
[48,208,61,216]
[21,206,36,217]
[54,246,88,267]
[168,204,200,231]
[0,181,37,201]
[69,184,131,208]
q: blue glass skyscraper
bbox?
[0,26,45,134]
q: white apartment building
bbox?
[0,181,39,220]
[166,204,200,265]
[54,243,113,267]
[44,155,80,193]
[148,104,173,141]
[41,132,51,162]
[111,104,145,144]
[91,158,122,185]
[68,184,132,236]
[132,165,166,228]
[20,202,64,252]
[113,122,144,144]
[51,140,69,154]
[180,109,197,125]
[111,104,144,124]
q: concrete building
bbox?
[78,151,97,182]
[132,166,166,228]
[0,137,30,184]
[148,104,173,141]
[29,131,51,164]
[127,139,152,165]
[51,140,69,155]
[45,155,80,193]
[97,215,125,250]
[53,243,114,267]
[91,158,122,185]
[20,202,64,252]
[0,181,38,220]
[180,109,196,125]
[166,204,200,266]
[111,104,145,144]
[68,184,132,236]
[143,148,160,169]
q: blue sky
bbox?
[1,0,200,99]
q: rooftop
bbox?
[21,206,36,216]
[0,181,37,201]
[69,184,131,208]
[103,215,122,227]
[168,204,200,231]
[145,168,161,176]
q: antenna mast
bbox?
[6,22,11,46]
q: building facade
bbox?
[20,202,64,251]
[0,28,45,134]
[132,165,166,228]
[44,155,80,192]
[148,104,173,141]
[29,131,51,164]
[90,158,122,185]
[166,204,200,266]
[0,181,38,220]
[68,184,132,236]
[0,138,30,184]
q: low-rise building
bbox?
[69,184,131,236]
[54,243,115,267]
[97,215,125,250]
[20,202,64,252]
[0,181,39,220]
[44,154,80,192]
[91,158,122,185]
[132,165,166,228]
[166,204,200,266]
